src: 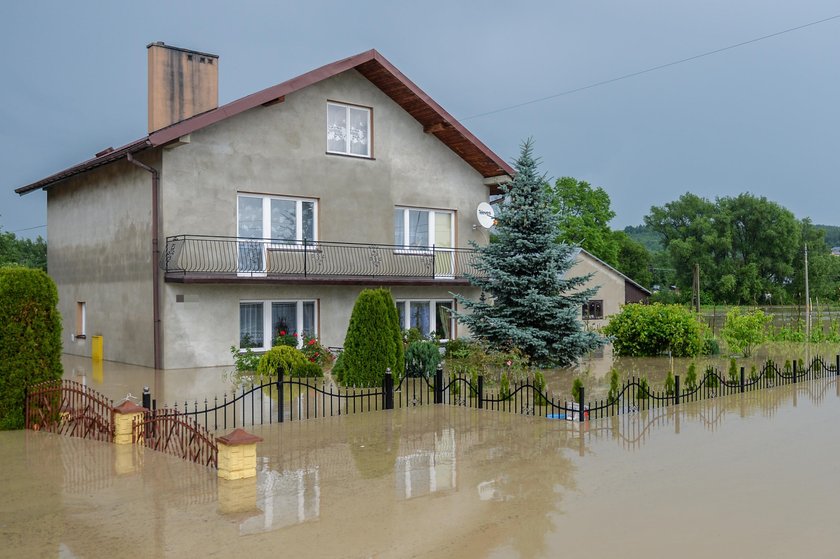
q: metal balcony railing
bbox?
[161,235,483,282]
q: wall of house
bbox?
[158,69,491,369]
[568,253,626,330]
[47,154,158,367]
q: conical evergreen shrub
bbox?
[340,288,404,387]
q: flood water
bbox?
[3,378,839,558]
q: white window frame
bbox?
[393,207,454,252]
[395,299,456,341]
[237,194,318,276]
[75,301,86,340]
[326,101,372,158]
[239,299,318,351]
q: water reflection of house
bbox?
[15,43,512,369]
[395,428,457,499]
[568,248,651,328]
[239,462,321,535]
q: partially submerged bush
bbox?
[603,303,705,357]
[0,267,63,429]
[607,368,620,402]
[340,289,404,387]
[292,361,323,378]
[405,340,441,378]
[685,362,698,391]
[257,346,307,378]
[721,307,770,357]
[664,371,675,396]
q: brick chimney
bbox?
[147,42,219,133]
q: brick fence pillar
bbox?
[217,428,263,480]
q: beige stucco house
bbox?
[568,247,651,329]
[16,44,513,369]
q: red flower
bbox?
[308,339,316,346]
[280,330,286,336]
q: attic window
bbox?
[327,102,371,158]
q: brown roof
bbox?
[16,49,512,195]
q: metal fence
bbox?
[162,235,482,280]
[24,379,114,442]
[153,354,840,432]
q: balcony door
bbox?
[237,194,317,275]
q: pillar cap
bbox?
[218,428,263,446]
[114,400,148,414]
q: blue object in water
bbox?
[546,413,566,420]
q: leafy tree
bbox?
[622,224,664,252]
[721,307,771,357]
[790,219,840,303]
[603,303,705,357]
[339,288,404,387]
[549,177,619,266]
[454,140,605,366]
[614,231,653,288]
[1,267,63,429]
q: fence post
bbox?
[142,386,151,410]
[578,387,585,423]
[836,355,839,376]
[477,376,484,409]
[792,359,797,383]
[434,364,443,404]
[277,369,284,423]
[383,368,394,410]
[740,367,745,393]
[674,375,680,405]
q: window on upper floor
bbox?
[238,194,317,243]
[327,102,371,157]
[393,207,453,249]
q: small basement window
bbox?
[75,302,86,339]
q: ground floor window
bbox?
[240,300,317,349]
[395,299,455,340]
[582,300,603,320]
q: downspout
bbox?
[127,152,162,370]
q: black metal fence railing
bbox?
[141,355,840,433]
[161,235,482,280]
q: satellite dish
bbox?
[476,202,495,229]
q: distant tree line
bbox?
[548,180,839,305]
[0,227,47,271]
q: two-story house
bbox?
[16,44,513,370]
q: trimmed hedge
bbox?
[0,267,63,430]
[339,288,404,387]
[256,345,307,377]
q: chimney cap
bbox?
[146,42,219,60]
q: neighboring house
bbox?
[15,43,513,369]
[567,248,651,328]
[831,246,840,257]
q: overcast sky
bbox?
[3,1,839,239]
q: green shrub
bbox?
[702,337,720,355]
[637,377,650,400]
[405,340,441,378]
[749,364,759,381]
[301,335,334,368]
[571,377,584,402]
[340,289,404,387]
[706,366,719,389]
[764,360,777,381]
[607,368,621,402]
[0,267,63,430]
[403,327,426,346]
[728,358,738,383]
[273,329,299,347]
[291,361,323,378]
[664,371,675,396]
[603,303,705,357]
[533,371,546,394]
[256,346,307,378]
[721,307,770,357]
[230,345,260,372]
[332,352,345,383]
[444,337,473,358]
[685,362,698,391]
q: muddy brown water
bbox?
[3,378,839,558]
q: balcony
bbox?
[161,235,482,285]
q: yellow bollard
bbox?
[91,335,103,361]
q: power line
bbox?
[10,224,47,233]
[462,13,840,121]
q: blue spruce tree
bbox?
[454,139,605,366]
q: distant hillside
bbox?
[815,224,840,247]
[622,224,664,252]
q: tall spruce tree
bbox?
[453,140,604,366]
